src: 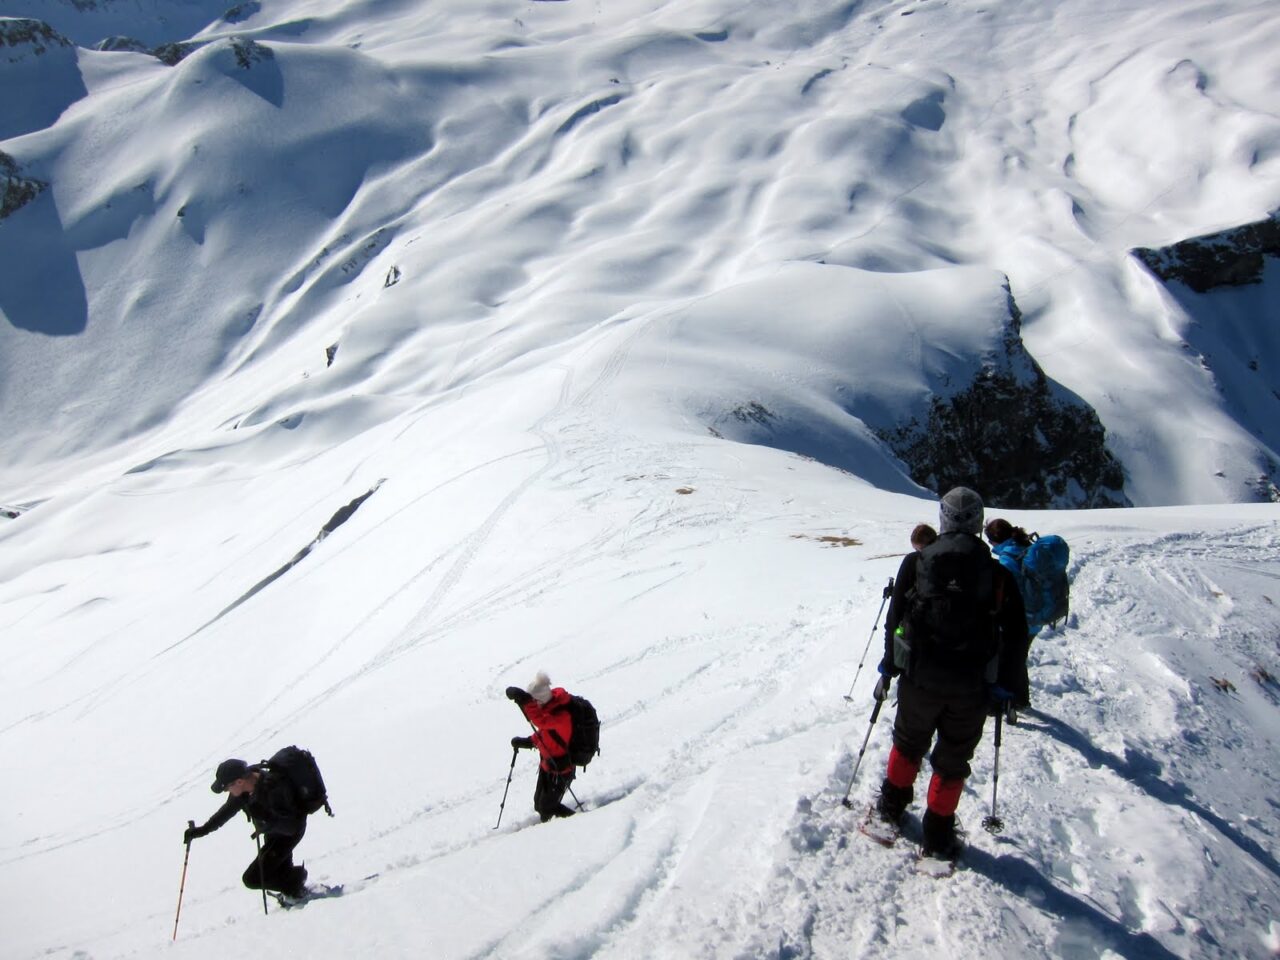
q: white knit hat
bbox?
[939,486,984,535]
[527,671,553,705]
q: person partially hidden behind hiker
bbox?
[183,758,310,900]
[910,523,938,552]
[984,517,1041,641]
[506,671,577,823]
[872,487,1031,859]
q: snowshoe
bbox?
[272,883,343,908]
[858,805,902,847]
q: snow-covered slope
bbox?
[3,0,1279,503]
[2,1,1279,958]
[3,367,1279,959]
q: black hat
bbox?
[211,758,249,793]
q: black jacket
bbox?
[198,767,306,839]
[880,536,1031,702]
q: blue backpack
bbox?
[1021,534,1070,629]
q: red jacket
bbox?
[521,687,574,773]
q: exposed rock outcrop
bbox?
[874,291,1127,508]
[0,18,72,59]
[151,39,200,65]
[1133,212,1280,293]
[690,264,1129,509]
[96,35,149,53]
[0,150,46,221]
[879,374,1127,508]
[222,2,262,24]
[152,35,272,68]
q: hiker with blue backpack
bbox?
[505,672,599,823]
[984,518,1071,638]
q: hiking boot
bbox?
[873,779,912,825]
[283,865,308,898]
[921,809,961,860]
[553,804,576,819]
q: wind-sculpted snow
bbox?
[2,2,1280,959]
[1,0,1278,503]
[617,261,1127,506]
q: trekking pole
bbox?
[565,780,585,813]
[494,747,519,829]
[982,709,1006,834]
[172,822,194,941]
[840,698,884,808]
[254,832,268,915]
[843,578,894,701]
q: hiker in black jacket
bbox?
[871,487,1031,858]
[183,759,310,899]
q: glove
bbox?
[183,823,206,844]
[505,685,531,704]
[872,673,891,702]
[988,685,1013,717]
[511,736,533,750]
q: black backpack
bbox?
[266,745,333,817]
[903,533,1000,672]
[565,695,601,769]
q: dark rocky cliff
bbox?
[0,151,46,221]
[876,291,1128,508]
[1133,212,1279,293]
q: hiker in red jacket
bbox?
[505,671,577,822]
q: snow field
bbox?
[2,0,1279,957]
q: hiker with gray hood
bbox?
[869,487,1031,858]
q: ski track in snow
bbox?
[8,354,1280,958]
[248,319,659,739]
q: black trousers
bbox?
[891,678,988,780]
[533,768,575,822]
[242,828,306,895]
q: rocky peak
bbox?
[1,17,73,59]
